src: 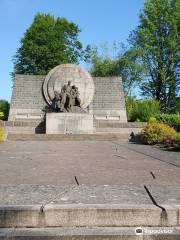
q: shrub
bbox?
[174,134,180,150]
[0,100,9,120]
[155,114,180,132]
[0,126,4,143]
[0,112,4,120]
[126,98,160,122]
[140,123,177,145]
[163,133,180,150]
[148,116,157,123]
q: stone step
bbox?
[94,121,147,128]
[7,133,130,141]
[96,128,141,134]
[0,204,179,228]
[0,227,179,239]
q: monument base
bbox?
[46,113,94,134]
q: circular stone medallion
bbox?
[43,64,94,109]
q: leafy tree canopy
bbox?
[129,0,180,113]
[13,13,85,75]
[86,43,145,97]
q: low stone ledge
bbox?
[44,204,178,227]
[0,205,42,228]
[5,120,44,127]
[0,204,178,228]
[3,120,147,128]
[7,133,130,141]
[95,120,147,128]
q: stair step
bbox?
[0,204,179,228]
[7,133,129,141]
[0,227,180,240]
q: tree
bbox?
[0,100,9,121]
[117,48,145,96]
[13,13,85,75]
[175,97,180,113]
[129,0,180,113]
[87,43,145,96]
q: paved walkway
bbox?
[0,140,179,185]
[0,140,179,205]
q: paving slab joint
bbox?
[38,204,45,227]
[144,185,166,211]
[144,185,172,227]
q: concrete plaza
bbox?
[0,140,179,205]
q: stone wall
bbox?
[9,74,45,121]
[3,120,146,135]
[9,74,127,122]
[91,77,127,122]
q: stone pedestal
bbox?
[46,113,94,134]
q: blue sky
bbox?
[0,0,144,101]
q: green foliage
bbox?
[0,126,4,143]
[91,57,119,77]
[13,13,85,75]
[120,48,145,96]
[129,0,180,113]
[174,133,180,150]
[0,100,9,120]
[148,116,157,123]
[140,123,177,144]
[87,43,145,96]
[0,112,4,120]
[126,98,160,122]
[175,97,180,114]
[155,114,180,132]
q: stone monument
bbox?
[43,64,94,134]
[8,63,128,134]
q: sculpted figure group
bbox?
[54,81,81,112]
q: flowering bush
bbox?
[140,123,177,145]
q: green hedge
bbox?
[155,114,180,132]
